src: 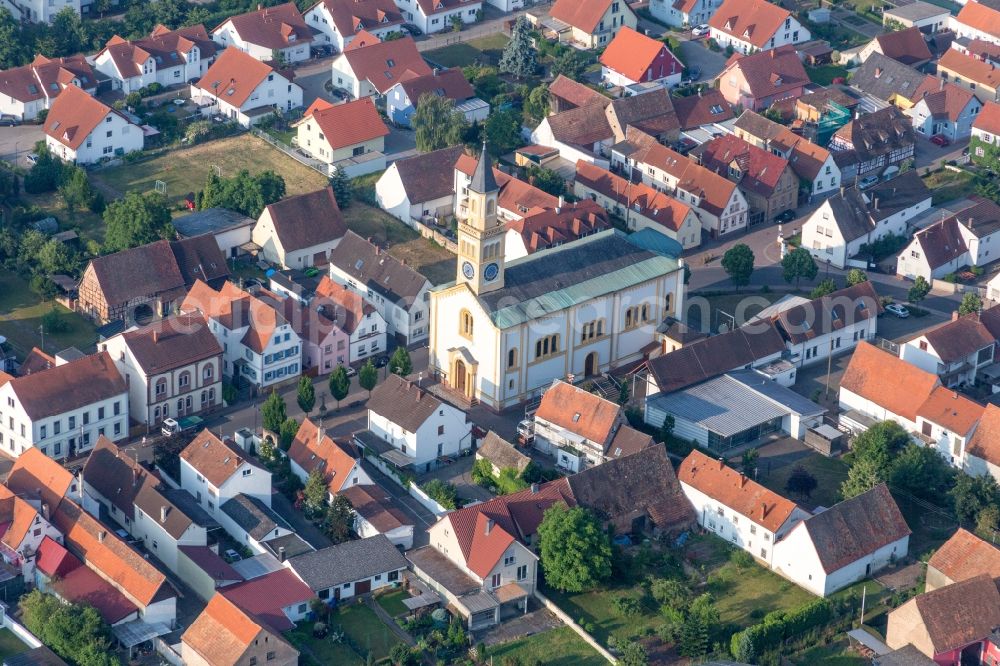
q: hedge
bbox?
[730,598,833,657]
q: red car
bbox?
[930,135,950,147]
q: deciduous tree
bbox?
[103,191,174,253]
[846,268,868,286]
[960,292,983,316]
[261,389,287,434]
[296,376,315,414]
[303,468,328,516]
[538,504,612,592]
[324,494,355,543]
[390,346,412,376]
[412,94,466,152]
[359,359,378,396]
[908,276,931,303]
[328,366,350,408]
[782,247,819,286]
[721,243,755,291]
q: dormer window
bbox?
[386,58,395,67]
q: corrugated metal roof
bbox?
[649,371,823,437]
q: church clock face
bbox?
[484,262,500,282]
[462,261,476,280]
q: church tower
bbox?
[456,143,504,295]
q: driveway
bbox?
[364,463,435,547]
[678,39,728,82]
[0,125,44,166]
[270,489,333,550]
[385,126,418,162]
[296,68,336,108]
[418,455,495,504]
[914,135,969,169]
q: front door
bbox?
[584,352,598,377]
[455,360,467,395]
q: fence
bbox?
[533,590,616,664]
[0,604,42,650]
[250,128,328,178]
[412,218,459,253]
[409,483,452,517]
[154,638,184,666]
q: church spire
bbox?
[469,141,498,194]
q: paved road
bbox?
[271,489,334,550]
[0,125,44,166]
[677,37,729,82]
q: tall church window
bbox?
[508,348,518,368]
[486,199,496,216]
[460,310,474,339]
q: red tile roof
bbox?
[550,0,623,34]
[194,47,286,108]
[967,403,1000,466]
[909,574,1000,654]
[694,133,792,197]
[916,386,985,437]
[51,563,139,624]
[309,0,404,39]
[548,74,609,110]
[673,89,734,129]
[261,186,348,252]
[340,484,410,532]
[340,37,431,94]
[574,160,695,231]
[873,26,932,65]
[44,85,127,150]
[53,500,171,608]
[216,2,313,49]
[0,486,41,552]
[399,67,474,107]
[599,26,682,83]
[840,341,940,422]
[445,480,574,577]
[455,153,558,215]
[910,78,977,122]
[221,569,313,632]
[508,200,611,254]
[722,45,809,100]
[536,379,623,445]
[5,351,126,421]
[182,280,285,354]
[301,97,388,150]
[956,1,1000,41]
[180,429,257,488]
[183,594,294,666]
[709,0,794,48]
[118,312,222,375]
[35,535,80,579]
[6,447,75,510]
[0,55,95,104]
[287,419,360,494]
[974,100,1000,135]
[99,25,217,79]
[678,450,800,533]
[313,275,373,335]
[344,28,382,50]
[928,528,1000,585]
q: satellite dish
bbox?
[0,335,7,346]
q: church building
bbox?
[428,145,686,411]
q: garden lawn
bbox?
[698,292,780,332]
[91,135,328,208]
[546,584,662,646]
[21,191,106,245]
[425,33,510,67]
[0,629,27,660]
[489,627,606,666]
[342,203,456,285]
[331,602,403,661]
[0,271,98,355]
[923,169,976,205]
[284,625,363,666]
[807,64,850,86]
[375,588,409,617]
[758,453,851,511]
[794,640,869,666]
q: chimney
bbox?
[718,458,725,470]
[152,330,159,344]
[968,217,975,229]
[953,310,960,321]
[98,530,106,543]
[840,185,845,196]
[433,67,439,76]
[739,474,748,488]
[873,196,879,211]
[485,518,494,535]
[279,546,286,562]
[41,503,49,520]
[940,78,945,91]
[530,483,539,494]
[160,506,168,523]
[761,503,769,519]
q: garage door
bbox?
[355,579,371,594]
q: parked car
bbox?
[859,174,879,189]
[930,135,950,147]
[345,366,358,377]
[682,66,702,82]
[25,153,38,165]
[885,303,910,318]
[774,209,795,223]
[374,355,389,369]
[0,115,19,127]
[224,549,241,562]
[692,24,710,36]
